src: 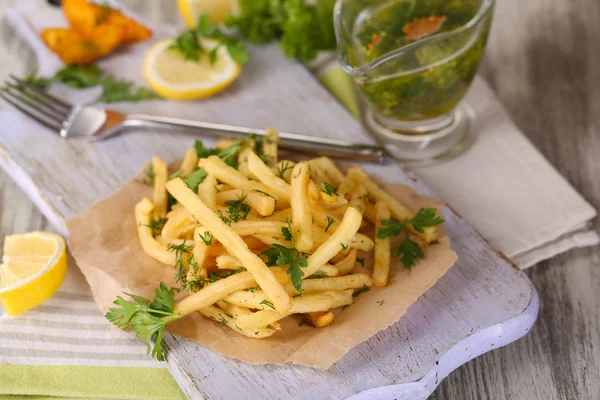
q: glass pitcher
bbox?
[334,0,494,164]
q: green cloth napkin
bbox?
[0,65,352,400]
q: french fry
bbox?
[303,207,363,276]
[191,227,213,278]
[135,198,175,265]
[350,233,375,252]
[197,174,217,211]
[335,248,357,275]
[237,137,256,179]
[373,201,391,286]
[261,128,279,167]
[216,138,236,149]
[290,163,313,253]
[223,290,268,309]
[337,168,362,199]
[306,312,334,327]
[353,167,437,242]
[229,221,285,237]
[161,206,192,239]
[349,184,369,214]
[247,152,291,201]
[216,254,243,270]
[180,149,199,177]
[199,156,283,203]
[236,290,353,330]
[167,178,291,312]
[151,157,168,218]
[199,305,276,338]
[307,157,345,187]
[217,189,275,216]
[217,301,281,330]
[290,273,372,294]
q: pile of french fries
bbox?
[41,0,152,65]
[135,130,441,337]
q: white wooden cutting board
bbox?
[0,1,538,399]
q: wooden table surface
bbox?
[1,1,599,399]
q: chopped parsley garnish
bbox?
[142,164,154,186]
[218,314,228,326]
[106,282,182,361]
[260,299,275,309]
[352,284,370,298]
[143,217,167,236]
[198,231,213,246]
[340,242,348,251]
[324,216,335,233]
[298,318,316,328]
[310,271,328,278]
[281,216,294,243]
[377,208,445,269]
[244,287,257,293]
[167,241,194,283]
[276,160,294,179]
[377,300,384,306]
[260,244,308,293]
[318,182,338,196]
[254,190,276,202]
[219,195,251,225]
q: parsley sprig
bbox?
[167,241,195,283]
[377,208,445,269]
[261,244,308,293]
[218,195,251,225]
[170,15,249,64]
[105,283,181,361]
[318,182,338,196]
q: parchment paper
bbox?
[67,164,458,370]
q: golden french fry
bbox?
[237,137,257,179]
[306,311,334,327]
[180,149,199,177]
[337,168,363,199]
[350,233,375,252]
[217,189,275,217]
[199,156,283,203]
[303,207,363,277]
[290,163,313,252]
[199,305,276,338]
[292,273,372,294]
[373,201,391,286]
[261,128,279,167]
[151,157,168,218]
[135,198,175,265]
[196,174,217,211]
[349,183,369,214]
[353,167,437,242]
[229,221,285,237]
[216,254,243,270]
[161,206,192,239]
[335,248,357,275]
[217,301,281,330]
[247,152,291,201]
[223,290,268,309]
[307,157,345,187]
[236,290,353,330]
[167,178,291,312]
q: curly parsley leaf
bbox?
[377,219,405,239]
[282,216,294,243]
[105,282,181,361]
[183,168,208,192]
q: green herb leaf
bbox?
[183,168,208,192]
[377,219,405,239]
[260,244,307,292]
[282,216,294,243]
[198,231,213,246]
[318,182,338,196]
[407,208,445,233]
[142,164,155,186]
[275,160,294,180]
[377,300,384,306]
[340,242,348,251]
[324,216,335,233]
[395,231,424,270]
[53,65,103,88]
[356,257,365,268]
[143,217,167,236]
[221,195,251,224]
[167,241,194,283]
[106,282,181,361]
[96,77,156,103]
[23,70,52,89]
[168,171,183,180]
[260,299,275,309]
[352,284,370,298]
[169,29,203,60]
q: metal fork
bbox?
[0,75,384,163]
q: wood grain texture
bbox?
[0,1,596,400]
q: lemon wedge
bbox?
[177,0,239,26]
[144,38,241,101]
[0,232,68,316]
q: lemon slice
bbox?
[177,0,239,26]
[144,38,242,101]
[0,232,68,316]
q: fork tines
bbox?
[0,75,73,132]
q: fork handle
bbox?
[124,114,384,163]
